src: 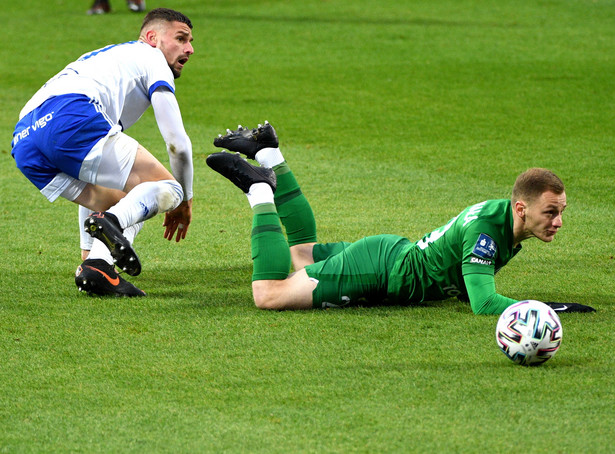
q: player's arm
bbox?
[151,88,194,241]
[151,87,193,200]
[463,274,596,314]
[463,272,518,315]
[460,227,515,314]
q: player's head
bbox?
[512,168,566,243]
[140,8,194,79]
[512,168,564,204]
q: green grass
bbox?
[1,0,614,452]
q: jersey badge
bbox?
[472,233,497,259]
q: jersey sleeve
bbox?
[463,273,517,314]
[142,46,176,99]
[151,88,193,201]
[461,220,501,276]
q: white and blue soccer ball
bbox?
[496,300,563,366]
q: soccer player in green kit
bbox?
[207,122,595,315]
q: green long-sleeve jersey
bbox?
[388,199,521,314]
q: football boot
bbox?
[87,0,111,14]
[127,0,146,12]
[213,121,279,159]
[75,259,146,297]
[84,212,141,276]
[206,152,277,193]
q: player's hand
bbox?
[163,199,192,242]
[545,302,596,313]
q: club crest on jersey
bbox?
[472,233,497,259]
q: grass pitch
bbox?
[1,0,614,452]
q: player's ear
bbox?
[514,200,526,218]
[142,29,158,47]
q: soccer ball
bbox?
[495,300,563,366]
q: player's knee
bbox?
[252,291,277,310]
[254,297,273,310]
[157,179,183,213]
[252,282,283,310]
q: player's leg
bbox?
[252,269,316,310]
[76,136,183,276]
[256,235,408,310]
[271,156,317,270]
[40,178,145,296]
[78,183,128,260]
[95,141,183,230]
[213,122,317,271]
[12,139,145,282]
[53,181,144,296]
[305,234,410,309]
[248,199,316,309]
[271,159,317,270]
[207,151,315,309]
[18,94,180,275]
[79,205,93,260]
[11,96,147,295]
[76,137,183,283]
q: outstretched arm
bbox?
[463,273,517,315]
[463,273,596,314]
[151,88,194,241]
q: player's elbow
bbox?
[472,303,493,315]
[167,134,192,159]
[168,143,191,161]
[470,295,500,315]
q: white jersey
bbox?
[19,40,194,201]
[20,41,175,130]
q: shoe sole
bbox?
[84,216,142,276]
[213,123,278,159]
[206,152,276,192]
[76,265,146,297]
[76,275,146,297]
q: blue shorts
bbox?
[11,94,112,191]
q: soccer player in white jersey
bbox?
[11,8,195,296]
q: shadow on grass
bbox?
[198,12,521,29]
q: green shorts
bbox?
[305,234,410,308]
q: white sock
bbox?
[108,180,183,228]
[87,239,114,265]
[79,205,93,251]
[123,222,144,245]
[255,147,284,168]
[86,222,143,265]
[246,182,274,208]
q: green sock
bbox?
[273,162,317,246]
[251,203,291,281]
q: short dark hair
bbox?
[511,168,565,204]
[141,8,193,32]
